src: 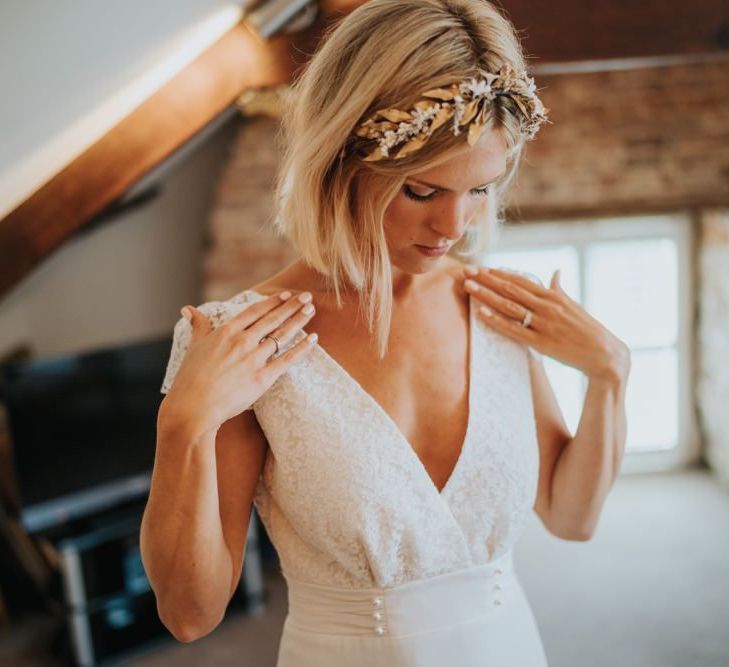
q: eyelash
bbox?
[403,184,492,202]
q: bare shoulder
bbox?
[442,255,467,272]
[435,256,468,305]
[248,260,322,297]
[442,256,467,281]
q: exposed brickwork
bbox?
[697,209,729,488]
[202,115,298,301]
[513,59,729,219]
[201,63,729,478]
[203,60,729,297]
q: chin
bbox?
[393,253,441,275]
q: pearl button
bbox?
[495,568,503,575]
[373,597,383,607]
[375,625,386,635]
[494,599,502,606]
[373,611,383,621]
[493,584,502,591]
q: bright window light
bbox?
[585,239,678,349]
[483,214,695,472]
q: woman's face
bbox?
[383,129,508,276]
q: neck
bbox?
[289,258,456,303]
[391,266,427,302]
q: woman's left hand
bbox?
[462,265,630,383]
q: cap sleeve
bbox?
[159,290,308,410]
[159,292,265,411]
[160,314,193,395]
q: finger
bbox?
[257,328,318,383]
[466,279,541,328]
[477,305,541,347]
[225,291,295,333]
[250,298,317,366]
[484,268,555,301]
[185,306,213,338]
[464,275,548,331]
[475,271,547,314]
[243,291,315,348]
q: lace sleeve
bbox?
[160,315,193,395]
[159,291,307,410]
[159,295,263,411]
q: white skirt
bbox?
[277,551,549,666]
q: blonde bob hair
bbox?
[272,0,536,358]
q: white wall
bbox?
[0,114,240,360]
[0,0,253,358]
[0,0,244,218]
[697,209,729,488]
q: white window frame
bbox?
[491,213,700,475]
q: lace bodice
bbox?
[160,272,543,589]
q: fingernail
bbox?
[279,290,292,300]
[463,264,479,276]
[180,307,191,321]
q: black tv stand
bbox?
[37,497,266,666]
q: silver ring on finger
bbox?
[520,308,533,328]
[259,332,281,360]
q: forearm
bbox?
[549,368,629,538]
[140,406,232,639]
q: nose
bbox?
[429,198,471,241]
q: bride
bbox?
[140,0,631,664]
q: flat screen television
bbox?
[0,337,171,534]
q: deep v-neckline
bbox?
[245,288,475,499]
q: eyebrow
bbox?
[409,175,502,191]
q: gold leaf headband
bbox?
[350,65,550,162]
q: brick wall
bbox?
[198,59,729,480]
[513,59,729,220]
[202,59,729,300]
[202,115,298,301]
[697,209,729,487]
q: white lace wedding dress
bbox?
[160,280,549,666]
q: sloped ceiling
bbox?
[1,0,727,300]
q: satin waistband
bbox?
[283,552,517,638]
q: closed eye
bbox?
[403,184,491,202]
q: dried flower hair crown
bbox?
[351,65,550,162]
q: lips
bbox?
[414,243,450,257]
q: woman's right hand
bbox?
[162,291,317,437]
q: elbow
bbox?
[168,622,209,644]
[542,499,599,542]
[550,524,594,542]
[166,623,203,644]
[158,601,225,644]
[567,525,595,542]
[547,516,596,542]
[145,561,231,643]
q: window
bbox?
[484,214,698,473]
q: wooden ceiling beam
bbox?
[2,0,727,299]
[502,0,728,63]
[323,0,729,62]
[0,17,328,300]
